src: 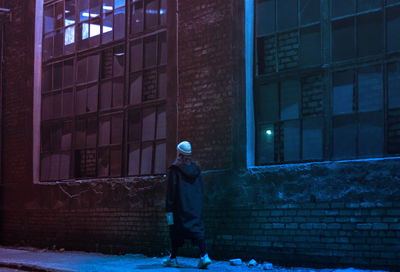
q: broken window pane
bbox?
[332,0,355,18]
[130,73,142,104]
[156,106,166,139]
[100,81,112,109]
[302,117,323,160]
[110,147,122,176]
[131,1,144,33]
[145,0,158,29]
[300,0,320,25]
[99,117,111,146]
[128,110,141,142]
[300,25,321,66]
[44,5,54,33]
[333,115,356,159]
[114,8,126,40]
[141,142,153,175]
[142,107,156,141]
[358,65,382,112]
[128,144,140,175]
[283,120,300,161]
[111,115,123,144]
[280,80,300,120]
[256,83,279,122]
[65,0,76,26]
[357,12,383,57]
[112,78,124,107]
[388,62,400,109]
[277,0,297,31]
[332,18,355,61]
[144,36,157,68]
[256,0,275,36]
[333,70,354,115]
[256,124,275,164]
[359,111,383,156]
[154,142,166,174]
[130,41,143,72]
[387,6,400,52]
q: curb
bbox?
[0,262,70,272]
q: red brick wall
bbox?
[177,0,234,170]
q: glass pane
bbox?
[90,19,101,39]
[102,12,113,44]
[42,65,52,92]
[277,0,297,31]
[62,89,73,116]
[302,117,323,160]
[145,0,158,29]
[99,118,111,146]
[280,80,300,120]
[332,18,355,61]
[387,6,400,52]
[110,147,122,176]
[49,154,60,180]
[76,88,87,115]
[332,0,355,18]
[142,107,156,141]
[130,73,142,104]
[114,46,125,76]
[130,41,143,72]
[333,70,354,115]
[300,0,320,25]
[87,84,98,112]
[359,112,383,156]
[158,70,166,99]
[77,57,87,83]
[79,0,89,22]
[64,25,75,53]
[357,12,383,57]
[44,5,54,33]
[256,0,275,36]
[154,142,166,174]
[98,148,110,177]
[87,54,100,82]
[111,115,123,144]
[333,115,356,159]
[256,83,279,122]
[54,29,64,57]
[42,95,52,120]
[115,0,125,9]
[59,153,71,179]
[357,0,382,12]
[388,62,400,109]
[100,81,112,109]
[160,0,167,25]
[65,0,76,26]
[53,62,62,90]
[78,23,89,50]
[158,32,167,65]
[300,25,321,66]
[141,143,153,174]
[114,7,126,40]
[43,32,54,60]
[103,0,113,12]
[358,65,382,112]
[87,118,97,148]
[256,124,275,164]
[63,60,74,87]
[283,120,300,161]
[55,2,64,28]
[128,144,140,175]
[144,36,157,67]
[128,110,141,142]
[90,0,101,17]
[131,1,144,33]
[112,79,124,107]
[41,155,51,181]
[61,121,72,150]
[52,93,62,119]
[156,106,166,139]
[75,119,86,149]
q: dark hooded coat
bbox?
[166,162,205,241]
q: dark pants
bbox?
[170,235,206,258]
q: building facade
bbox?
[1,0,400,270]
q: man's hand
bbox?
[166,212,174,225]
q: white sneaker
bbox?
[162,256,178,267]
[197,253,212,269]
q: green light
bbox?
[265,129,272,136]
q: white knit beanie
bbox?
[177,141,192,156]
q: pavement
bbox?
[0,246,389,272]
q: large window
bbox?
[41,0,168,181]
[254,0,400,165]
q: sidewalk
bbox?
[0,246,388,272]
